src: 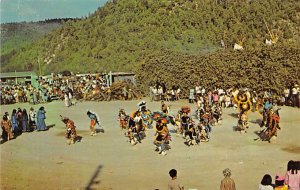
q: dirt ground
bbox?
[0,99,299,190]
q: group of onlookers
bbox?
[258,160,300,190]
[149,81,300,109]
[167,161,299,190]
[0,84,46,105]
[0,73,110,105]
[0,106,47,143]
[149,82,181,102]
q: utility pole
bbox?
[38,57,42,76]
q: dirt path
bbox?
[1,99,299,190]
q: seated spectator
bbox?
[275,175,288,190]
[258,174,273,190]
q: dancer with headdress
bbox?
[154,118,170,155]
[125,111,145,145]
[118,109,128,130]
[234,90,252,133]
[258,108,281,143]
[184,119,198,146]
[60,115,78,145]
[180,106,191,137]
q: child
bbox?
[168,169,184,190]
[274,175,288,190]
[220,168,236,190]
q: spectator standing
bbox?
[1,115,14,141]
[22,109,30,132]
[195,83,201,97]
[168,169,184,190]
[284,88,290,106]
[189,88,195,103]
[36,107,47,131]
[275,175,288,190]
[220,168,236,190]
[29,107,36,130]
[291,84,299,107]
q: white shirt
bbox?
[152,88,158,94]
[201,88,206,94]
[284,89,290,97]
[257,184,273,190]
[158,88,163,94]
[292,87,298,95]
[218,88,224,95]
[195,86,201,94]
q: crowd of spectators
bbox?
[0,73,110,105]
[149,82,300,109]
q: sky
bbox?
[0,0,108,23]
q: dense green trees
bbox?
[136,45,300,96]
[1,0,299,74]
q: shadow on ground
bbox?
[281,146,300,154]
[228,113,239,119]
[85,165,103,190]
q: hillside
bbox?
[1,0,300,73]
[0,19,76,70]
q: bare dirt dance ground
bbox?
[1,98,299,190]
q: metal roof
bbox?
[0,71,37,78]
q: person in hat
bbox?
[36,107,47,131]
[220,168,236,190]
[60,116,78,145]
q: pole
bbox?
[38,57,41,76]
[109,71,112,86]
[15,70,17,84]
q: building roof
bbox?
[111,72,134,76]
[0,71,37,78]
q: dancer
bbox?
[154,118,170,156]
[87,110,100,136]
[61,115,78,145]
